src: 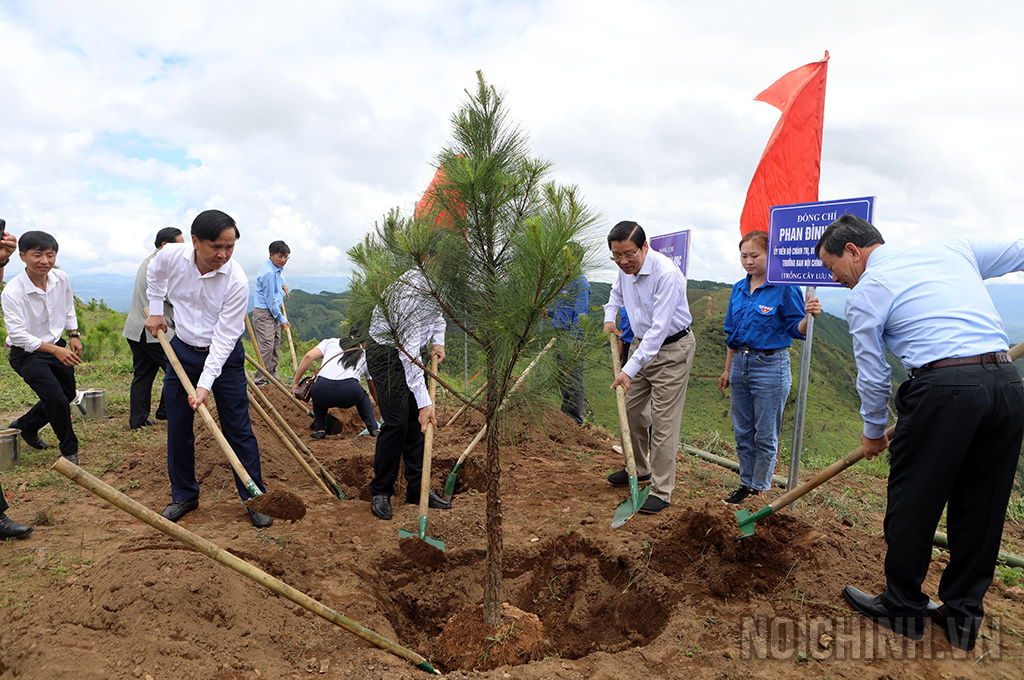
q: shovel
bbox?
[245,352,344,435]
[609,333,650,528]
[282,301,299,374]
[156,329,305,520]
[442,337,556,501]
[736,340,1024,538]
[399,355,445,553]
[735,424,895,538]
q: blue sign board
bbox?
[766,196,875,287]
[649,229,690,276]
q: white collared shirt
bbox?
[369,268,446,409]
[146,243,248,391]
[603,249,692,377]
[2,268,79,352]
[315,338,369,382]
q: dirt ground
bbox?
[2,386,1023,679]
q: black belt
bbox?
[736,345,778,356]
[637,327,690,348]
[910,351,1011,378]
[179,340,210,353]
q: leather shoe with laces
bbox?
[927,601,980,651]
[10,422,49,450]
[405,489,453,510]
[247,508,274,529]
[606,469,651,487]
[371,495,392,520]
[161,500,199,522]
[0,515,33,540]
[843,586,925,640]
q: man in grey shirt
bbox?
[121,227,183,429]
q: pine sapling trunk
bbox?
[482,360,503,627]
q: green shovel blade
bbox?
[735,504,774,538]
[442,462,463,501]
[399,515,446,552]
[611,478,651,529]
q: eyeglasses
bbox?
[610,249,641,262]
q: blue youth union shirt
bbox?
[723,278,806,350]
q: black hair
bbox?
[155,227,183,249]
[191,209,240,242]
[18,230,58,253]
[607,221,646,249]
[338,336,362,370]
[269,240,290,256]
[814,214,885,258]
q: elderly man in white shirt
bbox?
[2,230,82,465]
[144,209,272,529]
[603,221,696,514]
[365,267,452,520]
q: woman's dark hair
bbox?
[191,209,240,242]
[338,336,362,369]
[739,230,769,251]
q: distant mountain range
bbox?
[69,274,351,314]
[67,273,1023,343]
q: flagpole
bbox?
[787,286,815,510]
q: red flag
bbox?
[740,51,829,235]
[415,163,465,231]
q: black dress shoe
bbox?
[371,494,393,520]
[843,586,924,640]
[61,453,79,466]
[161,500,199,522]
[130,419,156,430]
[247,508,274,529]
[606,469,651,487]
[927,601,980,651]
[10,422,49,450]
[0,515,33,540]
[638,495,670,514]
[154,409,167,420]
[406,489,453,510]
[311,431,326,440]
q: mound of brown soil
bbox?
[434,603,544,672]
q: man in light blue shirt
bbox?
[816,214,1024,651]
[252,240,291,385]
[546,244,590,425]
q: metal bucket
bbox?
[0,428,19,471]
[74,389,107,419]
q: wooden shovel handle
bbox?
[608,334,637,478]
[156,330,259,493]
[417,354,440,517]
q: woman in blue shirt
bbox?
[718,230,820,504]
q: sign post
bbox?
[767,197,874,508]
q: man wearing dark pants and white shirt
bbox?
[122,227,184,429]
[145,210,272,529]
[816,214,1024,650]
[365,267,452,520]
[0,225,33,540]
[603,221,696,514]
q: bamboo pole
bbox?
[246,352,311,417]
[245,314,267,371]
[443,381,487,428]
[247,380,334,498]
[282,302,299,374]
[246,374,344,499]
[51,458,439,675]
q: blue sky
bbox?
[1,0,1022,294]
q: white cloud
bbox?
[0,0,1022,289]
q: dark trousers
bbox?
[310,377,377,432]
[880,362,1024,625]
[9,342,78,458]
[126,332,168,428]
[556,335,585,425]
[366,340,424,499]
[163,336,264,502]
[0,480,8,515]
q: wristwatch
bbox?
[69,332,80,338]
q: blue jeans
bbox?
[729,349,791,491]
